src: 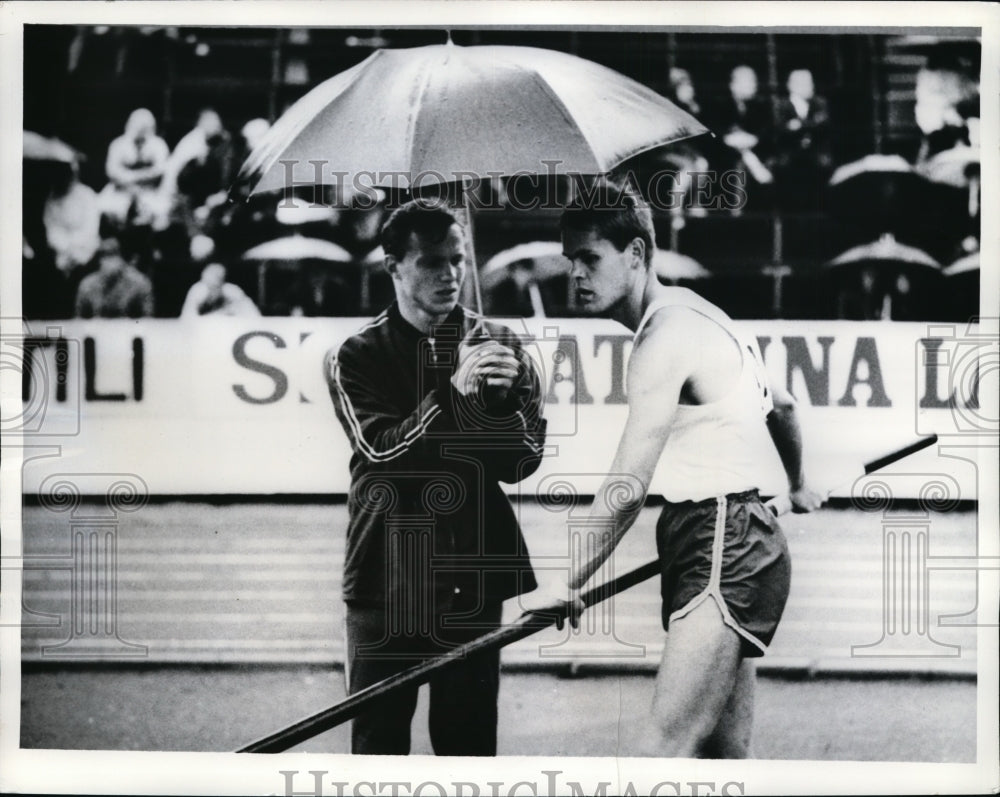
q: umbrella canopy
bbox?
[242,235,353,262]
[481,240,709,288]
[827,234,940,270]
[23,130,78,163]
[237,42,708,196]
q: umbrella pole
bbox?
[460,197,485,317]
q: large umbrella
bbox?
[238,43,707,195]
[234,42,708,313]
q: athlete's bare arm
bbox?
[766,381,824,512]
[522,307,757,622]
[563,309,692,591]
[570,306,755,588]
[520,308,694,622]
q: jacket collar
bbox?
[387,301,469,342]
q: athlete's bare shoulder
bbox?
[626,305,700,400]
[634,301,728,359]
[630,300,742,397]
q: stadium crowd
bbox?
[22,56,980,322]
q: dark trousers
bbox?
[345,594,503,756]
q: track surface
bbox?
[19,666,976,760]
[19,501,980,672]
[16,500,982,761]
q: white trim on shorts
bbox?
[342,613,351,693]
[667,494,769,656]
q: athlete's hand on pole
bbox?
[520,576,585,630]
[788,484,824,513]
[451,336,519,404]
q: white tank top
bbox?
[634,289,773,502]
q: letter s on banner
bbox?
[232,331,288,404]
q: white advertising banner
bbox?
[15,317,985,498]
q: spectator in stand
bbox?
[180,262,260,318]
[74,236,153,319]
[670,67,702,118]
[771,69,834,210]
[713,65,774,212]
[283,266,356,317]
[161,109,236,236]
[239,117,271,160]
[212,118,277,261]
[337,191,387,260]
[44,159,101,275]
[914,65,979,163]
[97,108,170,230]
[659,68,710,217]
[914,63,980,235]
[23,233,73,320]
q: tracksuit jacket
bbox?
[326,302,546,617]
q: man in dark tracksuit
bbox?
[325,201,547,756]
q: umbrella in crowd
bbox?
[481,240,710,317]
[234,41,708,313]
[361,245,385,266]
[241,234,354,311]
[828,233,940,271]
[274,202,339,226]
[827,154,935,232]
[827,232,942,321]
[917,145,981,222]
[941,250,979,322]
[942,250,979,277]
[652,249,712,283]
[23,130,79,163]
[916,145,980,189]
[482,240,710,284]
[242,235,352,262]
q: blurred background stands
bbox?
[22,27,981,322]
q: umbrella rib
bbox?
[525,69,708,174]
[525,70,604,171]
[405,54,438,183]
[614,128,710,168]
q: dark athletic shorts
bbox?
[655,488,791,658]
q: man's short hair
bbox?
[559,181,656,266]
[380,201,463,260]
